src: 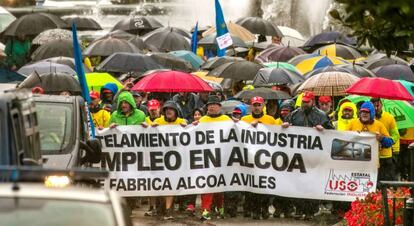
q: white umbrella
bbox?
[277,26,305,47]
[0,6,15,33]
[32,29,73,45]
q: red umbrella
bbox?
[346,77,414,101]
[131,70,213,92]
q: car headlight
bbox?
[44,176,71,188]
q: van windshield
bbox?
[36,102,74,155]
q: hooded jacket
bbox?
[100,83,119,104]
[109,92,146,125]
[374,106,400,154]
[335,102,357,131]
[234,104,248,117]
[346,101,394,158]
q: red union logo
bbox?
[328,180,358,191]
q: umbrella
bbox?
[398,80,414,97]
[83,37,139,57]
[201,56,244,71]
[221,100,251,115]
[202,21,256,42]
[63,17,102,31]
[18,71,81,94]
[95,52,163,74]
[31,39,74,61]
[112,16,163,35]
[314,43,362,60]
[32,29,72,45]
[128,36,158,52]
[294,55,349,74]
[304,64,376,78]
[198,34,247,48]
[234,87,291,100]
[277,26,305,47]
[262,62,299,73]
[0,68,26,83]
[248,42,278,51]
[41,56,75,70]
[149,52,194,72]
[372,64,414,82]
[192,71,223,83]
[253,67,305,86]
[1,13,68,37]
[346,77,414,101]
[363,53,408,70]
[204,80,223,91]
[297,71,359,96]
[131,70,213,92]
[84,72,123,92]
[142,27,191,52]
[169,50,204,69]
[0,6,15,33]
[208,61,263,80]
[98,29,134,40]
[302,31,357,51]
[225,47,250,57]
[18,61,76,76]
[235,17,282,37]
[343,95,414,129]
[255,45,306,63]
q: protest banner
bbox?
[96,121,378,202]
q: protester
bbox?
[4,35,31,70]
[318,96,334,119]
[283,91,333,220]
[100,82,119,112]
[231,103,248,120]
[131,91,148,115]
[194,95,233,220]
[334,102,357,131]
[172,92,199,121]
[275,99,295,125]
[152,100,187,220]
[345,101,394,181]
[145,99,161,125]
[271,35,282,45]
[399,127,414,180]
[371,98,400,180]
[241,96,277,219]
[265,99,279,119]
[109,91,146,127]
[89,91,110,129]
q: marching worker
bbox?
[89,91,110,129]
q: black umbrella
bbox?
[96,52,163,74]
[41,56,75,70]
[149,52,194,72]
[111,16,163,35]
[201,56,245,71]
[1,13,68,37]
[372,64,414,82]
[253,67,305,86]
[235,17,283,36]
[199,34,247,48]
[255,45,306,63]
[128,36,159,52]
[234,87,291,100]
[31,39,74,61]
[142,27,191,52]
[363,53,408,70]
[305,64,376,78]
[302,31,357,51]
[83,37,140,57]
[208,61,263,80]
[63,17,102,31]
[18,61,76,76]
[18,71,81,94]
[98,30,134,41]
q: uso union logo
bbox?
[325,170,374,195]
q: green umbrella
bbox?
[262,62,299,73]
[76,73,123,92]
[341,95,414,129]
[397,80,414,97]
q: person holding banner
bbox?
[334,101,357,131]
[89,91,110,129]
[241,96,277,219]
[194,95,233,220]
[152,100,187,220]
[283,91,332,220]
[145,99,161,125]
[109,91,146,127]
[346,101,395,181]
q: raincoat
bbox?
[346,102,394,158]
[91,107,110,128]
[5,38,31,68]
[376,111,400,154]
[172,93,199,121]
[100,83,119,104]
[241,114,277,125]
[334,102,357,131]
[286,106,333,129]
[109,92,146,125]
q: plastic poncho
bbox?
[335,102,357,131]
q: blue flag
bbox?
[191,22,198,54]
[72,22,95,138]
[215,0,228,57]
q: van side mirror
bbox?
[80,139,102,165]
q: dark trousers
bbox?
[272,195,294,215]
[379,157,397,182]
[224,192,242,216]
[293,198,319,215]
[397,144,411,180]
[244,192,270,215]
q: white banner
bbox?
[216,33,233,50]
[96,121,378,202]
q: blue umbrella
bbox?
[169,50,204,70]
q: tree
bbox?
[330,0,414,56]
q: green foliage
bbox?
[331,0,414,56]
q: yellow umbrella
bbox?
[192,71,223,83]
[84,72,123,92]
[202,21,256,42]
[295,55,349,74]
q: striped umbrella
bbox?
[313,44,362,60]
[294,55,349,74]
[297,71,359,96]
